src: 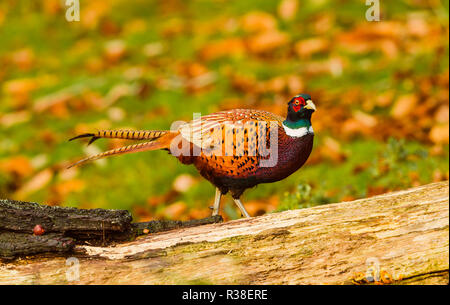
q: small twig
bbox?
[132,215,223,236]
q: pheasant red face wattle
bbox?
[292,96,306,112]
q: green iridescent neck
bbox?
[283,119,311,129]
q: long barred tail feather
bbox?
[69,130,169,145]
[67,132,176,168]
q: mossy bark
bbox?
[0,181,448,285]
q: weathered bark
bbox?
[0,181,448,285]
[0,232,75,259]
[0,199,223,256]
[0,199,132,238]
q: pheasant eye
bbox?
[293,97,305,106]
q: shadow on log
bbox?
[0,181,448,284]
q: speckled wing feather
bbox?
[178,109,284,179]
[179,109,283,147]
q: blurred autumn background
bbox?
[0,0,448,221]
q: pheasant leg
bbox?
[211,188,222,216]
[233,198,251,218]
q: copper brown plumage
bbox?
[69,94,317,218]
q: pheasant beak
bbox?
[304,100,316,111]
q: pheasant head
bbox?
[283,94,317,135]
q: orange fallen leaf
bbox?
[124,19,147,35]
[341,195,357,202]
[295,38,329,58]
[429,123,449,144]
[408,171,420,184]
[85,56,104,73]
[247,30,289,54]
[432,169,445,182]
[53,179,85,198]
[379,39,398,59]
[406,16,430,37]
[162,201,187,219]
[100,19,121,36]
[133,206,152,222]
[14,169,53,200]
[434,105,449,123]
[241,11,277,33]
[43,0,62,15]
[263,76,285,93]
[143,42,165,57]
[0,111,31,127]
[391,94,418,119]
[3,78,38,105]
[199,38,245,61]
[375,91,395,107]
[354,111,377,128]
[11,48,35,71]
[242,200,269,217]
[188,208,210,220]
[429,145,445,157]
[320,137,347,163]
[286,75,304,94]
[277,0,299,21]
[80,1,110,29]
[367,186,387,197]
[104,40,127,63]
[0,156,34,178]
[172,174,196,193]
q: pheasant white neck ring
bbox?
[282,123,314,138]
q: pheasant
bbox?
[69,94,316,218]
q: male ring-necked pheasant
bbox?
[69,94,316,218]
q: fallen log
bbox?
[0,232,75,259]
[0,199,132,241]
[0,199,222,257]
[0,181,448,285]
